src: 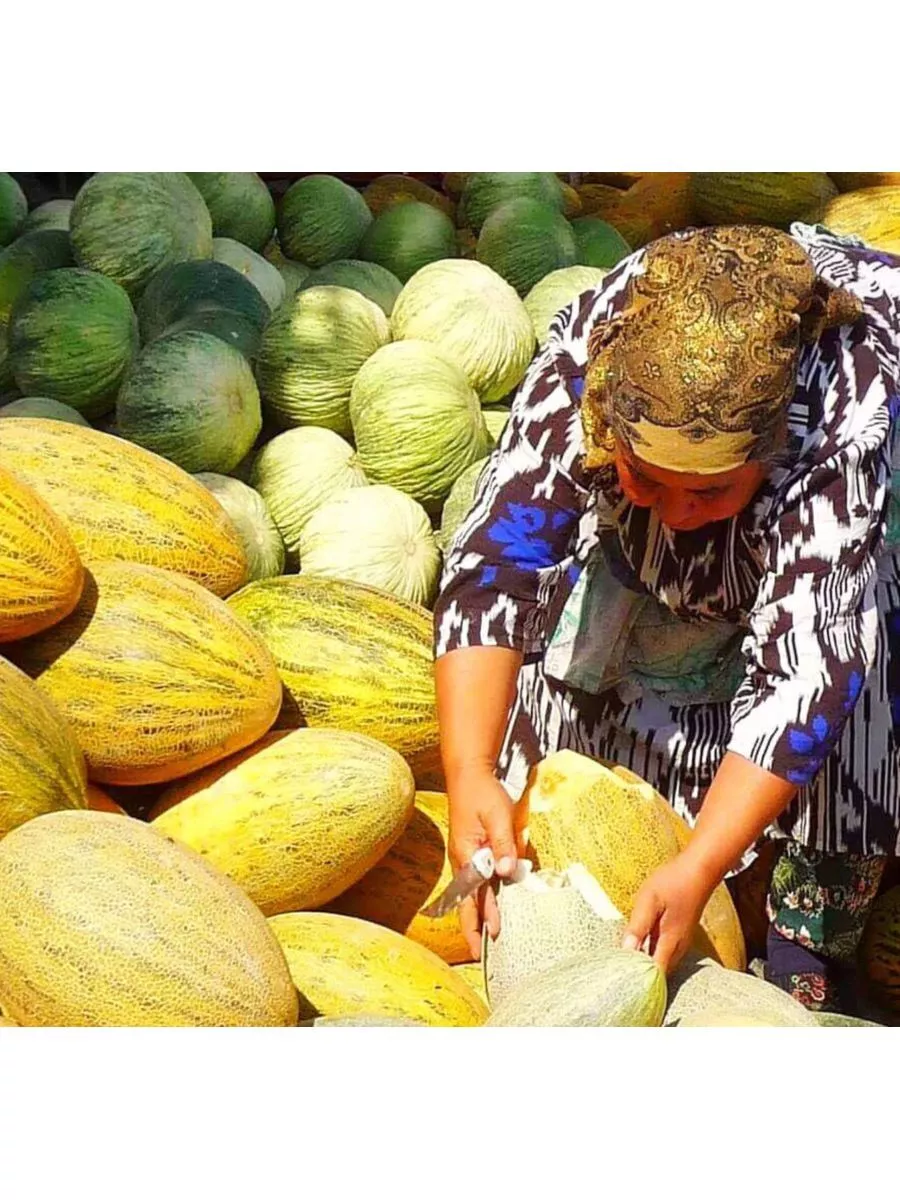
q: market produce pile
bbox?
[1,170,898,1027]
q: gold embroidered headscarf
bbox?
[581,225,864,474]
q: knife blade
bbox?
[420,846,495,918]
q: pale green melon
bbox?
[664,958,818,1027]
[483,404,511,446]
[0,396,90,426]
[524,265,608,345]
[212,237,286,312]
[437,457,488,551]
[193,473,285,581]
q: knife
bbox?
[420,847,496,919]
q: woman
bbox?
[433,222,900,1013]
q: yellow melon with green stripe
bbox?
[0,419,248,596]
[0,811,299,1027]
[8,561,282,786]
[227,575,438,760]
[518,751,746,971]
[0,656,88,838]
[326,790,472,964]
[152,728,415,915]
[0,461,84,643]
[269,911,488,1026]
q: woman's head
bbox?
[581,225,863,527]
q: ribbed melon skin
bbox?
[0,462,84,643]
[0,811,299,1027]
[228,575,439,758]
[0,657,88,838]
[521,752,747,971]
[268,911,488,1026]
[8,561,283,786]
[860,886,900,1011]
[0,419,248,596]
[152,728,415,915]
[326,790,472,964]
[487,947,667,1027]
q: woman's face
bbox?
[614,442,768,532]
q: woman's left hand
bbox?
[622,853,719,975]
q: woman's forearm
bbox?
[435,646,522,785]
[682,750,798,885]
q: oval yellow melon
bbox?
[8,561,282,785]
[228,575,438,759]
[830,173,900,193]
[0,811,300,1027]
[453,961,489,1008]
[517,751,746,971]
[269,911,488,1027]
[0,656,87,838]
[152,728,415,915]
[0,418,248,596]
[0,463,84,643]
[325,790,472,964]
[821,186,900,257]
[148,731,291,817]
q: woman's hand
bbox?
[622,852,719,975]
[447,767,525,960]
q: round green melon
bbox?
[262,240,313,296]
[0,230,74,328]
[0,175,27,246]
[193,472,285,581]
[460,172,566,232]
[571,217,631,268]
[137,259,271,345]
[349,340,490,514]
[358,203,457,284]
[20,199,74,235]
[256,285,391,436]
[482,403,511,445]
[0,396,90,426]
[486,947,667,1027]
[438,457,489,551]
[7,267,138,418]
[299,260,403,316]
[187,173,275,253]
[524,265,608,345]
[477,199,578,297]
[116,330,262,473]
[390,259,535,402]
[212,237,285,312]
[251,426,369,567]
[70,173,213,296]
[277,175,372,268]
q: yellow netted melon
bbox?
[859,886,900,1012]
[269,911,488,1026]
[830,173,900,193]
[8,561,282,786]
[0,656,88,838]
[517,751,746,970]
[0,811,299,1026]
[148,731,290,815]
[690,172,838,228]
[577,173,693,246]
[821,186,900,257]
[227,574,438,760]
[0,462,84,643]
[304,1014,427,1027]
[664,957,817,1028]
[0,419,248,597]
[326,790,471,964]
[453,961,488,1007]
[152,728,415,915]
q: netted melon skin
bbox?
[664,958,817,1028]
[0,419,248,597]
[0,811,299,1027]
[0,462,84,643]
[8,561,282,786]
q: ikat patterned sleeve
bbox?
[433,345,593,658]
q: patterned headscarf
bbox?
[582,225,864,474]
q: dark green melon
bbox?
[116,330,262,474]
[21,199,74,235]
[460,173,565,232]
[187,173,275,253]
[136,259,271,344]
[160,308,264,362]
[0,230,74,327]
[571,217,631,268]
[358,203,457,284]
[0,396,90,426]
[476,199,577,297]
[70,173,213,296]
[277,175,372,268]
[7,267,138,419]
[0,175,28,246]
[298,259,403,316]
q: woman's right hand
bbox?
[447,767,526,960]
